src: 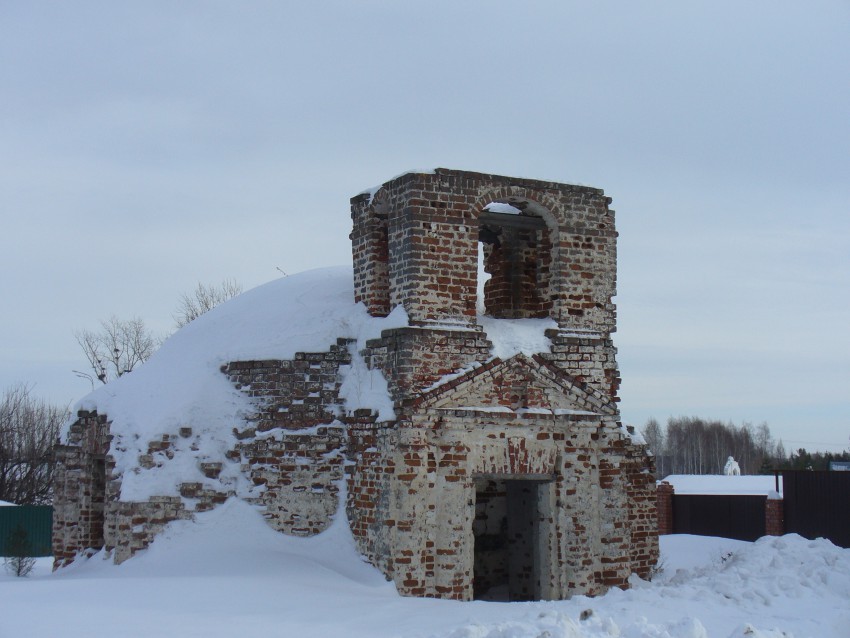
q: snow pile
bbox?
[724,456,742,476]
[477,315,557,360]
[658,534,850,606]
[639,534,850,637]
[3,522,848,637]
[657,534,751,572]
[441,534,850,638]
[87,497,389,587]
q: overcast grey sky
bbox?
[1,1,848,452]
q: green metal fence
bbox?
[0,506,53,557]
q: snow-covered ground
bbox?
[2,500,848,638]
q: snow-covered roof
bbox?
[661,474,782,496]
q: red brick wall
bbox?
[481,225,553,319]
[350,169,617,333]
[765,497,784,536]
[351,194,390,316]
[52,410,113,567]
[364,326,492,403]
[656,481,674,535]
[223,342,353,536]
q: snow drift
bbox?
[3,507,849,637]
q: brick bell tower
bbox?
[345,169,657,602]
[350,168,621,404]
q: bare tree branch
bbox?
[74,315,157,384]
[0,383,68,505]
[173,279,242,328]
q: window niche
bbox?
[477,201,553,319]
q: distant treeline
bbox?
[640,416,850,478]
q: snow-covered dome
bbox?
[66,264,563,501]
[67,266,407,500]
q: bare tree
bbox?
[755,422,772,453]
[0,384,67,505]
[74,315,158,385]
[641,418,665,478]
[656,416,778,475]
[173,279,242,328]
[775,438,787,464]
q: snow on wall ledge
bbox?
[661,474,783,496]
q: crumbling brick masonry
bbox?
[53,168,658,601]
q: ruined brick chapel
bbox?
[53,168,658,601]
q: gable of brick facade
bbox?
[411,353,616,417]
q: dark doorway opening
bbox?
[473,477,550,601]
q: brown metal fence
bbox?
[672,494,766,541]
[782,470,850,548]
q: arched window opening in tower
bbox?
[477,201,553,319]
